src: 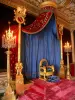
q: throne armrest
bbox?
[40,67,46,73]
[46,65,54,76]
[46,65,54,72]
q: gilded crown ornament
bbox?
[14,7,26,24]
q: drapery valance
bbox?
[22,7,55,34]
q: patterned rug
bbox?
[18,79,75,100]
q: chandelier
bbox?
[2,22,16,100]
[2,22,16,49]
[64,41,71,52]
[64,41,71,80]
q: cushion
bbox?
[47,75,60,82]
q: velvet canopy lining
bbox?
[22,7,54,34]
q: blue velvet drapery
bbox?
[21,14,61,79]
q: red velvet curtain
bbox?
[10,25,18,79]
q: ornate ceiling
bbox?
[56,0,75,30]
[0,0,75,30]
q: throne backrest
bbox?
[39,59,55,80]
[39,59,54,73]
[40,59,48,67]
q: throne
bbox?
[39,59,54,80]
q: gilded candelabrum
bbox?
[14,7,26,84]
[2,22,16,100]
[64,41,71,80]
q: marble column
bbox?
[70,30,75,63]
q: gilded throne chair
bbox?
[39,59,54,80]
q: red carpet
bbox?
[18,79,75,100]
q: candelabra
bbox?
[2,22,16,100]
[64,41,71,80]
[14,7,26,86]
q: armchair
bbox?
[39,59,54,80]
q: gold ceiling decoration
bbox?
[40,0,71,9]
[56,0,75,29]
[0,0,75,30]
[56,0,71,8]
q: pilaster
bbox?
[70,30,75,63]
